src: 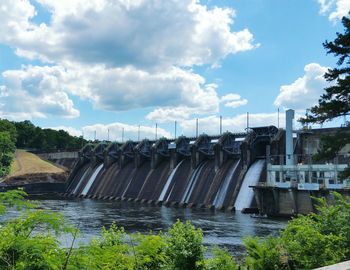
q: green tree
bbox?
[300,13,350,178]
[0,119,17,143]
[14,120,36,148]
[166,220,205,270]
[244,192,350,270]
[0,131,16,177]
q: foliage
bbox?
[0,119,17,143]
[244,192,350,270]
[166,220,205,270]
[300,13,350,178]
[0,131,16,177]
[244,236,288,270]
[12,120,87,152]
[133,233,168,270]
[205,247,238,270]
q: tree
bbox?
[13,120,36,148]
[0,131,16,177]
[301,13,350,179]
[0,119,17,143]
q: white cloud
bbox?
[0,64,219,118]
[274,63,329,111]
[0,65,79,120]
[49,126,82,137]
[220,93,248,108]
[146,107,193,123]
[1,0,258,68]
[318,0,350,22]
[0,0,258,120]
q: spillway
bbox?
[234,160,265,211]
[213,159,240,208]
[159,160,185,201]
[65,126,280,211]
[81,163,104,196]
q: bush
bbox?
[244,192,350,270]
[206,247,238,270]
[166,220,205,270]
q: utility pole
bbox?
[122,128,124,143]
[155,123,158,140]
[174,121,177,139]
[220,115,222,135]
[246,112,249,132]
[138,125,140,141]
[94,130,96,141]
[278,108,280,128]
[196,118,199,138]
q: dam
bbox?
[64,126,281,211]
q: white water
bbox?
[181,162,206,203]
[80,163,104,196]
[158,160,185,201]
[213,160,240,208]
[73,168,90,195]
[234,160,265,211]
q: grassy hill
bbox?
[4,150,67,185]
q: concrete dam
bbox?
[65,126,281,211]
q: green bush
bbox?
[166,220,205,270]
[244,192,350,270]
[206,247,238,270]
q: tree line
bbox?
[0,119,87,153]
[0,119,88,177]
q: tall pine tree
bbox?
[301,13,350,179]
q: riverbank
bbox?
[3,150,67,186]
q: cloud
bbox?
[48,126,82,137]
[0,0,258,120]
[146,107,193,123]
[318,0,350,22]
[274,63,329,111]
[0,64,220,118]
[0,65,79,120]
[220,93,248,108]
[1,0,258,68]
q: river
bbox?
[2,197,288,256]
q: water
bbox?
[4,198,287,256]
[181,162,206,203]
[213,160,239,208]
[159,160,184,201]
[235,160,265,211]
[81,164,104,196]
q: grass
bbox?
[8,150,65,177]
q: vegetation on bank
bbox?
[0,119,87,178]
[1,189,350,270]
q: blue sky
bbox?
[0,0,348,141]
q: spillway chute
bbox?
[80,163,104,196]
[234,160,265,211]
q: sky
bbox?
[0,0,349,141]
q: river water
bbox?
[3,198,288,256]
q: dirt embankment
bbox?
[3,150,68,186]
